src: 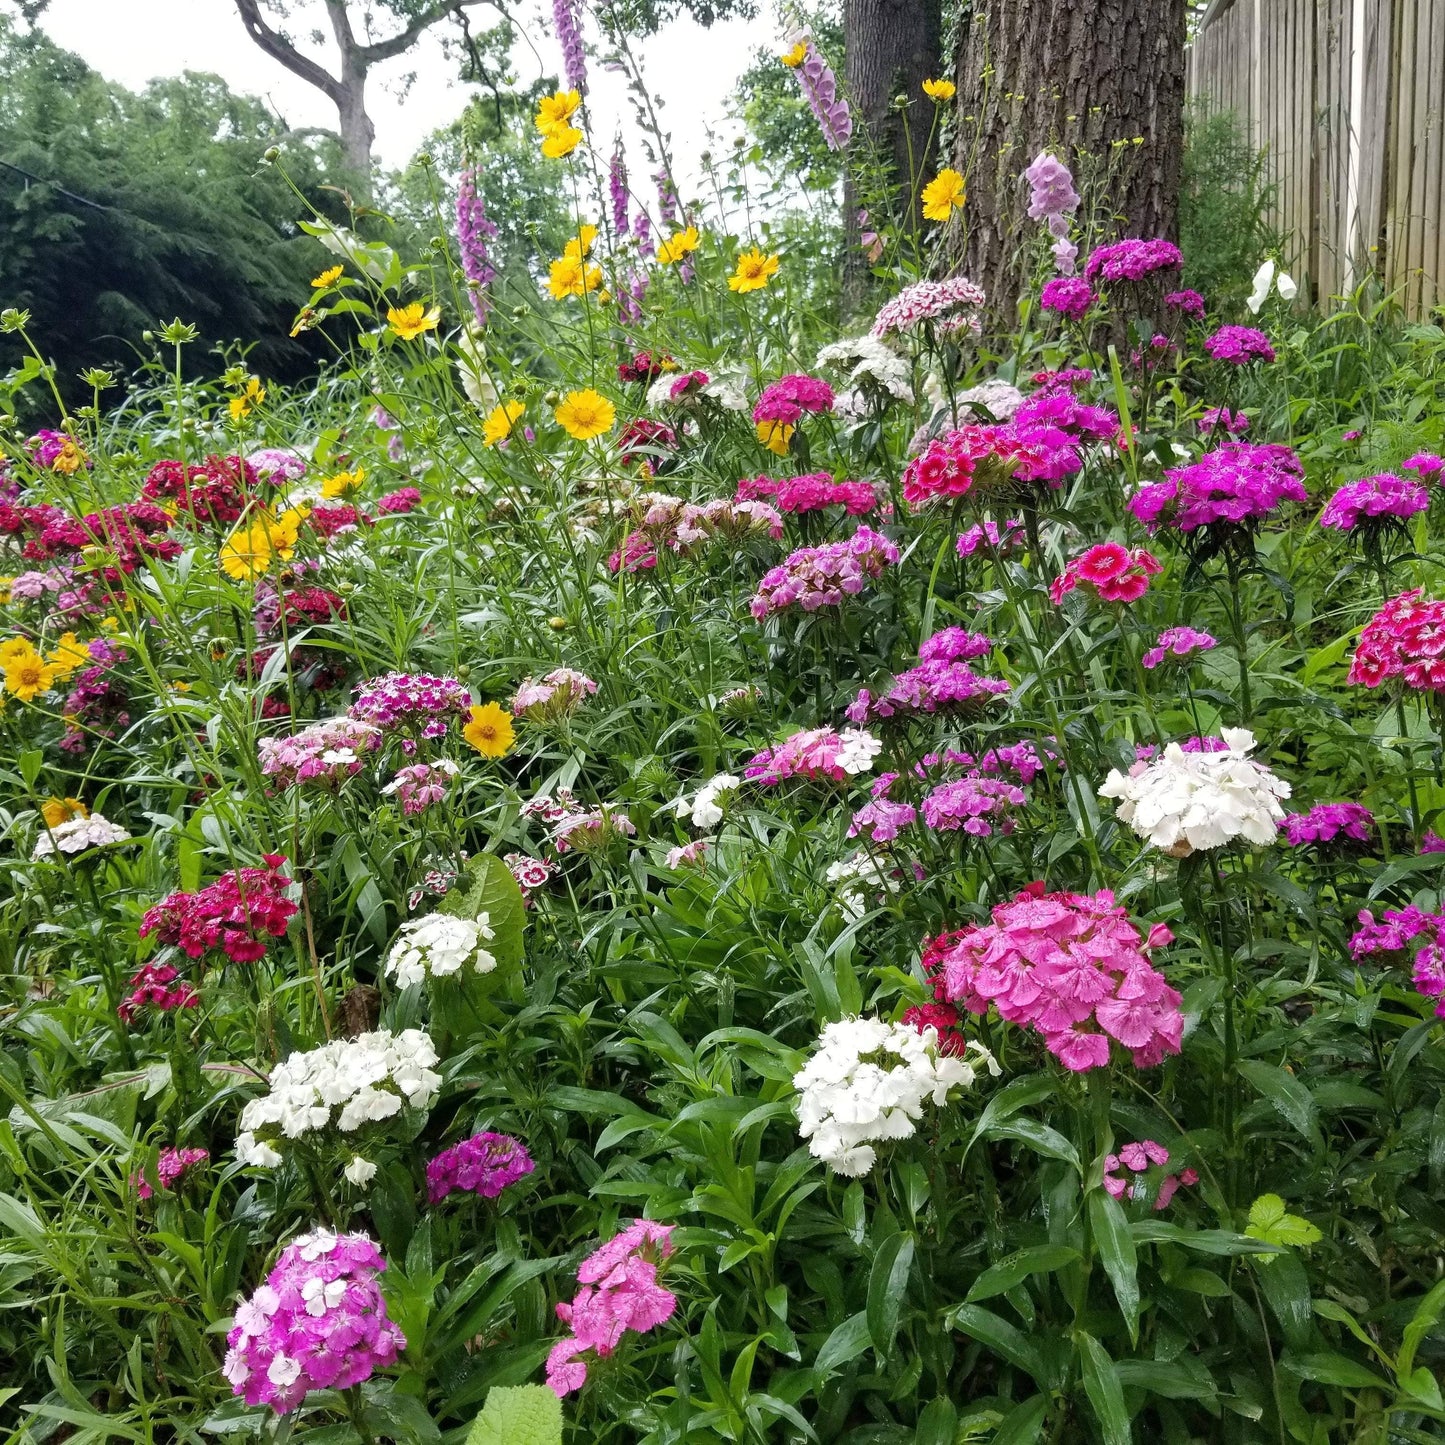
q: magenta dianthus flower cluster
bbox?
[134,1145,208,1199]
[1013,389,1119,441]
[427,1131,535,1202]
[349,673,470,739]
[1141,626,1216,669]
[139,855,297,965]
[1104,1139,1198,1208]
[736,471,878,515]
[1198,406,1249,436]
[223,1229,406,1413]
[903,423,1081,507]
[1204,324,1275,364]
[1040,277,1094,319]
[751,374,835,427]
[1280,802,1374,848]
[1165,289,1206,319]
[1083,238,1183,284]
[1317,472,1429,531]
[938,885,1182,1071]
[1348,590,1445,692]
[956,518,1025,557]
[118,962,199,1022]
[750,526,898,618]
[1129,442,1307,533]
[921,775,1026,836]
[1351,907,1445,1016]
[546,1220,677,1397]
[1050,542,1161,605]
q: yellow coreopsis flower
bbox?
[921,168,967,222]
[781,40,808,66]
[755,419,795,455]
[46,632,90,679]
[4,647,58,701]
[728,248,780,293]
[463,702,515,758]
[922,78,956,100]
[51,439,86,475]
[269,509,304,558]
[41,796,88,829]
[564,225,599,260]
[229,377,266,421]
[483,400,525,447]
[535,88,582,134]
[555,388,616,441]
[0,636,34,668]
[656,226,700,266]
[547,255,604,300]
[541,125,583,159]
[311,265,345,288]
[387,303,442,340]
[321,467,366,499]
[219,522,273,580]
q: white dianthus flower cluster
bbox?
[835,729,884,775]
[235,1028,442,1169]
[383,912,495,989]
[816,335,914,410]
[32,812,132,860]
[1098,727,1291,857]
[673,773,740,831]
[793,1017,998,1177]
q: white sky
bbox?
[37,0,767,179]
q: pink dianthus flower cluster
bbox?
[349,673,470,739]
[1204,325,1276,364]
[1083,238,1183,284]
[258,717,382,790]
[1199,406,1250,436]
[383,760,459,815]
[921,775,1026,836]
[134,1146,208,1199]
[1129,442,1307,533]
[376,487,422,515]
[546,1221,677,1397]
[1013,389,1120,441]
[871,277,986,338]
[1104,1139,1198,1208]
[1351,907,1445,1016]
[750,526,898,618]
[751,374,835,427]
[510,667,598,720]
[1404,452,1445,479]
[744,725,881,785]
[1142,626,1217,669]
[223,1229,406,1413]
[938,884,1181,1071]
[735,472,879,516]
[1317,472,1429,531]
[846,659,1009,725]
[1039,277,1094,319]
[956,518,1025,557]
[1348,590,1445,692]
[902,423,1081,507]
[608,493,784,572]
[1280,802,1374,849]
[427,1132,535,1202]
[118,962,199,1023]
[1050,542,1161,605]
[139,855,298,965]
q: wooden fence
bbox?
[1188,0,1445,317]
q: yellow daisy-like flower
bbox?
[51,438,86,475]
[269,509,304,558]
[0,636,35,668]
[41,796,88,829]
[483,400,525,447]
[311,265,344,288]
[755,419,795,455]
[564,225,599,260]
[4,649,58,701]
[46,632,90,679]
[656,226,700,266]
[387,303,442,340]
[321,467,366,499]
[541,125,583,159]
[219,522,273,580]
[534,89,582,134]
[921,168,967,222]
[781,40,808,66]
[922,78,956,100]
[462,702,515,758]
[0,577,12,606]
[728,248,780,293]
[555,388,616,441]
[229,377,266,421]
[547,255,604,300]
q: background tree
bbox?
[230,0,504,185]
[0,17,344,407]
[948,0,1187,320]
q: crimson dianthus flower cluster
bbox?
[1050,542,1162,605]
[139,854,298,965]
[902,422,1081,508]
[1348,590,1445,692]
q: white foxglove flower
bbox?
[1098,728,1291,857]
[455,326,499,411]
[793,1017,998,1176]
[1246,259,1276,314]
[383,912,495,989]
[1276,269,1298,301]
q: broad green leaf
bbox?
[1087,1191,1139,1344]
[1077,1332,1131,1445]
[1280,1352,1391,1391]
[1398,1279,1445,1380]
[467,1384,562,1445]
[1236,1060,1321,1146]
[866,1231,914,1358]
[815,1310,872,1377]
[966,1245,1079,1303]
[945,1304,1045,1382]
[991,1394,1050,1443]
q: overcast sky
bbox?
[37,0,765,179]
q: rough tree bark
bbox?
[843,0,942,303]
[232,0,481,186]
[949,0,1186,319]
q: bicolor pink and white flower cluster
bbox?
[937,886,1183,1071]
[258,717,382,790]
[608,492,785,573]
[349,672,470,739]
[745,725,882,785]
[545,1221,678,1397]
[511,667,598,721]
[871,276,986,338]
[1050,542,1162,605]
[223,1229,406,1413]
[1348,590,1445,692]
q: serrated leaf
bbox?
[1245,1194,1322,1252]
[466,1384,562,1445]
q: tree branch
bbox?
[359,0,492,63]
[232,0,343,104]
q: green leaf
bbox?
[1077,1332,1131,1445]
[1280,1353,1391,1391]
[965,1244,1079,1303]
[1087,1191,1140,1345]
[1398,1279,1445,1380]
[1236,1060,1321,1146]
[466,1384,562,1445]
[987,1115,1081,1171]
[866,1231,914,1358]
[991,1394,1050,1443]
[815,1310,872,1377]
[1132,1220,1280,1256]
[1245,1194,1322,1253]
[439,852,528,990]
[945,1304,1045,1382]
[914,1398,959,1445]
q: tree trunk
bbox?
[949,0,1186,323]
[326,0,375,187]
[843,0,942,308]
